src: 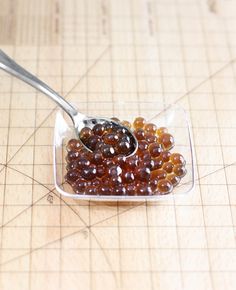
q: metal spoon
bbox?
[0,49,138,156]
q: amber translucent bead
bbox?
[121,120,131,129]
[159,151,171,162]
[80,127,92,141]
[104,133,119,145]
[134,128,145,140]
[149,178,158,191]
[144,123,157,134]
[113,155,126,167]
[145,133,157,143]
[156,127,168,136]
[166,173,180,187]
[170,153,186,166]
[149,143,162,157]
[101,144,115,158]
[157,179,173,195]
[133,117,145,129]
[92,123,105,136]
[125,156,139,170]
[151,169,167,180]
[66,169,80,184]
[173,164,187,178]
[162,162,174,173]
[135,166,151,182]
[66,139,81,152]
[158,133,175,150]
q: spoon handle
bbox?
[0,49,78,121]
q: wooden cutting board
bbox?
[0,0,236,289]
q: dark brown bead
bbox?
[133,117,145,129]
[99,185,111,195]
[137,184,152,195]
[80,164,97,180]
[173,165,187,178]
[145,133,157,143]
[66,160,79,170]
[138,140,149,152]
[77,157,91,169]
[66,169,80,184]
[166,173,180,187]
[91,178,101,187]
[149,143,162,157]
[95,141,104,152]
[158,133,174,150]
[72,178,87,193]
[66,150,80,162]
[108,165,122,176]
[85,186,98,195]
[110,176,122,186]
[170,153,186,166]
[96,165,106,178]
[125,156,139,170]
[134,129,145,140]
[135,166,151,182]
[92,152,103,165]
[113,155,126,167]
[86,135,101,151]
[92,123,105,136]
[152,157,164,170]
[116,140,131,154]
[157,179,173,195]
[104,133,119,145]
[144,123,157,134]
[113,186,126,195]
[162,162,174,173]
[142,159,155,170]
[151,169,167,180]
[149,178,159,191]
[122,171,135,183]
[103,121,114,132]
[101,144,116,158]
[66,139,81,152]
[126,184,137,195]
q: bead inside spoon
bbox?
[0,49,138,157]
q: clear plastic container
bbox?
[53,101,195,201]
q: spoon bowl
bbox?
[0,49,138,157]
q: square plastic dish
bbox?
[53,101,195,201]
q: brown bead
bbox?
[66,169,80,184]
[144,123,157,134]
[159,151,171,162]
[110,176,122,186]
[72,178,87,193]
[96,165,106,178]
[99,185,111,195]
[157,179,173,195]
[111,117,120,123]
[126,184,137,195]
[152,157,164,170]
[156,127,168,136]
[170,153,186,166]
[101,144,116,158]
[125,156,139,170]
[145,133,157,143]
[121,120,131,129]
[113,155,126,167]
[122,171,135,183]
[86,135,101,151]
[135,166,151,182]
[173,164,187,178]
[142,159,155,170]
[66,150,80,162]
[80,164,97,180]
[151,169,167,180]
[80,127,92,141]
[158,133,174,150]
[104,133,119,145]
[138,140,149,152]
[103,121,114,132]
[92,152,103,165]
[162,162,174,173]
[133,117,146,129]
[166,173,180,187]
[91,178,101,187]
[113,186,126,195]
[66,139,81,152]
[134,129,145,140]
[116,140,131,154]
[149,143,162,157]
[92,123,105,136]
[66,160,79,171]
[137,184,152,195]
[149,178,159,191]
[108,165,122,176]
[77,157,91,169]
